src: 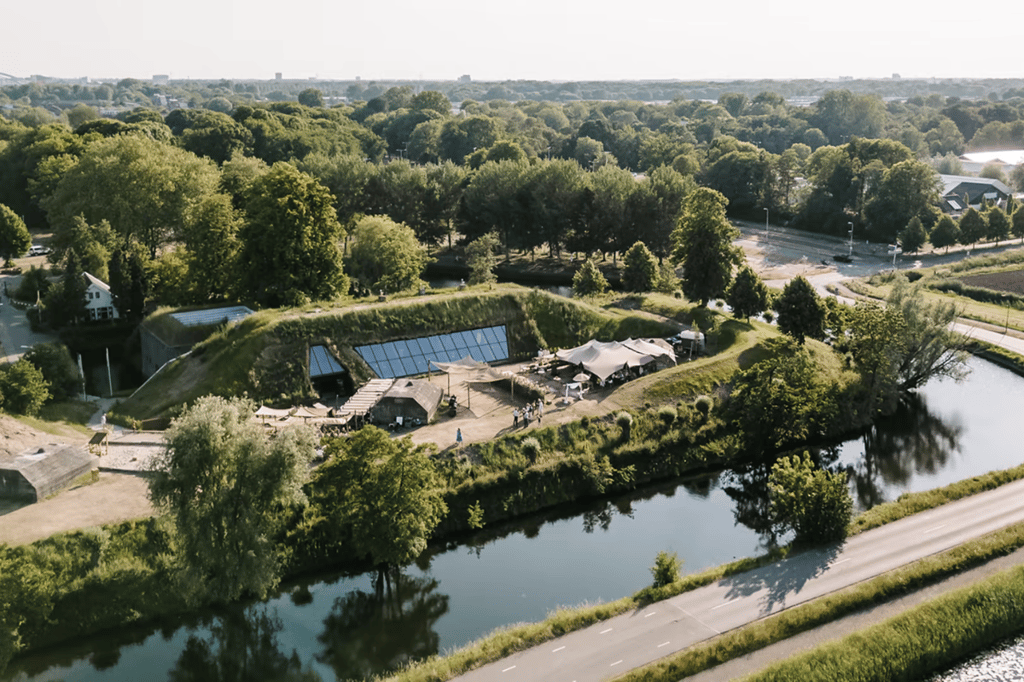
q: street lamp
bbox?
[848,222,854,257]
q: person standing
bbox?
[456,428,463,446]
[513,408,520,428]
[536,399,543,424]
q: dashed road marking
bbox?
[502,665,516,672]
[644,612,657,618]
[832,558,851,566]
[924,524,947,534]
[610,660,623,667]
[600,628,613,634]
[658,641,670,648]
[552,646,565,653]
[711,598,739,610]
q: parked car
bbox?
[26,245,50,256]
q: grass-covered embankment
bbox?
[112,286,679,424]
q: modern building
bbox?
[938,175,1013,214]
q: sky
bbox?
[4,0,1024,82]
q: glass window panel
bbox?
[484,327,499,344]
[417,337,434,355]
[413,356,429,374]
[441,335,456,351]
[395,340,412,358]
[455,331,472,348]
[382,341,399,360]
[401,357,419,376]
[496,341,509,359]
[468,347,485,363]
[430,335,446,353]
[481,344,497,362]
[445,349,461,362]
[371,344,388,363]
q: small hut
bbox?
[0,445,98,502]
[371,379,444,426]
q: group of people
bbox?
[512,399,544,429]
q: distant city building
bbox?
[458,74,471,82]
[275,72,283,80]
[152,74,169,84]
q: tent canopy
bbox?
[555,338,675,382]
[430,355,504,382]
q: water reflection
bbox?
[846,392,964,510]
[316,571,449,681]
[170,608,321,682]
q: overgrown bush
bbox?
[655,405,677,427]
[521,437,541,463]
[650,550,683,587]
[616,411,633,441]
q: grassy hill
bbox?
[112,286,680,424]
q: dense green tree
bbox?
[863,160,941,242]
[899,216,927,254]
[769,452,852,544]
[348,215,429,293]
[930,215,960,252]
[421,161,466,249]
[149,396,315,605]
[178,193,241,303]
[726,266,770,321]
[176,111,255,164]
[42,135,224,258]
[239,162,348,306]
[0,359,50,415]
[957,207,988,247]
[465,232,500,285]
[774,276,824,344]
[838,301,906,416]
[410,90,451,115]
[622,241,659,292]
[811,90,887,145]
[572,257,608,297]
[701,149,770,214]
[309,426,447,574]
[887,278,970,392]
[670,187,740,306]
[458,159,531,254]
[986,206,1011,242]
[297,88,324,108]
[519,159,587,257]
[107,243,150,319]
[1012,207,1024,243]
[52,215,115,281]
[44,248,88,327]
[727,338,836,455]
[22,342,83,402]
[0,203,31,264]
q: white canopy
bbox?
[555,339,675,382]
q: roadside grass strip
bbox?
[611,522,1024,682]
[737,562,1024,682]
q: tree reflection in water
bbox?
[724,390,964,542]
[168,608,321,682]
[847,391,963,510]
[724,450,842,551]
[316,570,449,681]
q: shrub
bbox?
[521,437,541,463]
[616,411,633,441]
[693,395,714,418]
[650,550,682,587]
[656,405,677,427]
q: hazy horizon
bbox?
[7,0,1024,83]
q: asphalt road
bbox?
[0,268,57,363]
[454,477,1024,682]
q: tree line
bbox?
[2,86,1024,321]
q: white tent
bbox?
[555,339,674,382]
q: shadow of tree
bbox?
[720,541,844,615]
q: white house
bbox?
[83,272,119,321]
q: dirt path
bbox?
[0,472,154,546]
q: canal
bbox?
[5,357,1022,682]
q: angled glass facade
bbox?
[355,325,508,379]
